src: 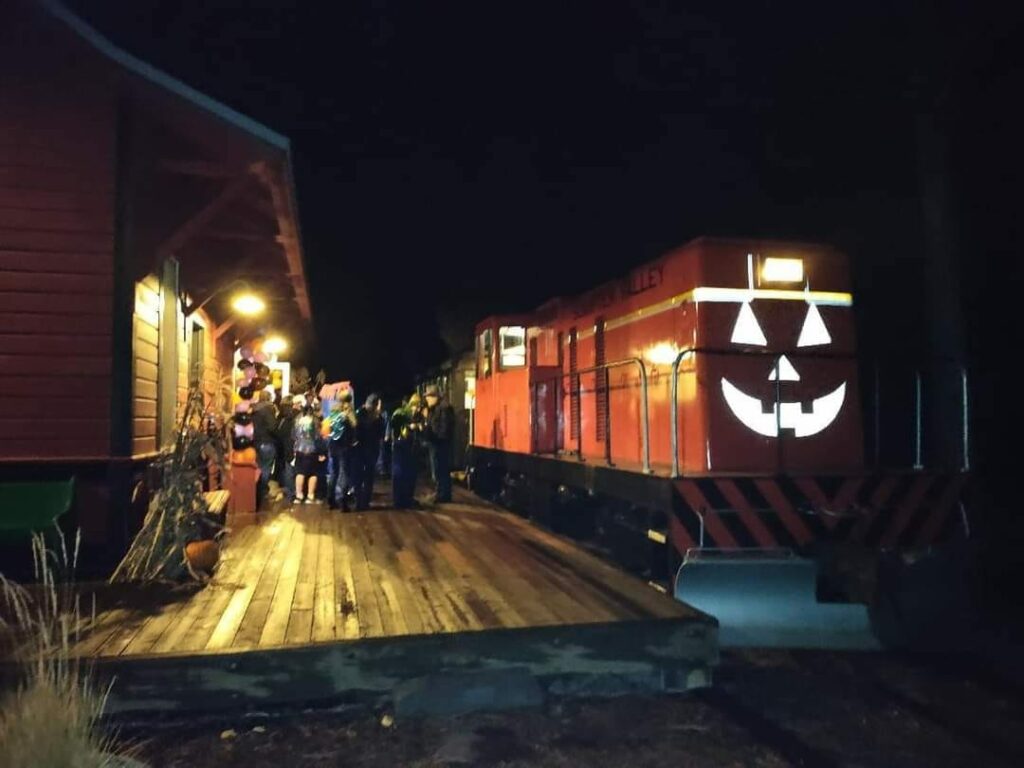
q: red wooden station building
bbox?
[0,0,312,569]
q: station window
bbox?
[478,329,493,378]
[499,326,526,368]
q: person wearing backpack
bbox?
[323,393,357,511]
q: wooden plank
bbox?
[0,418,108,439]
[0,352,110,374]
[204,490,231,516]
[441,507,601,625]
[0,188,113,214]
[0,142,112,171]
[0,374,109,398]
[433,541,526,630]
[348,513,413,637]
[383,515,476,634]
[0,312,109,336]
[134,378,157,400]
[0,165,113,194]
[121,591,199,656]
[134,306,159,332]
[0,228,112,253]
[0,291,108,315]
[0,436,108,459]
[0,271,111,295]
[284,509,322,645]
[0,333,110,356]
[498,512,684,619]
[135,320,158,348]
[72,605,133,659]
[427,510,568,627]
[171,522,279,654]
[364,514,438,635]
[332,511,362,640]
[0,207,113,234]
[131,436,156,457]
[133,398,157,419]
[150,524,267,654]
[232,515,298,650]
[312,510,337,643]
[0,395,108,420]
[131,416,157,440]
[483,519,627,624]
[396,514,487,633]
[206,518,292,651]
[258,512,306,648]
[135,338,158,366]
[135,359,158,384]
[0,250,111,275]
[412,513,531,630]
[93,609,149,658]
[340,511,385,639]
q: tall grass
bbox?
[0,533,131,768]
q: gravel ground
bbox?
[122,650,1024,768]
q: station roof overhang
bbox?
[38,0,313,347]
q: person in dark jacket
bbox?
[252,390,278,508]
[390,393,421,508]
[275,396,297,501]
[422,385,455,503]
[376,406,393,479]
[355,393,385,510]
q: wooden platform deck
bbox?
[65,487,717,714]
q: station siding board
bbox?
[132,275,160,457]
[0,19,115,461]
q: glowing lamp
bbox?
[645,342,681,366]
[263,336,288,355]
[231,293,265,316]
[761,257,803,283]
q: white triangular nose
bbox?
[768,354,800,381]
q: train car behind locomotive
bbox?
[467,236,968,649]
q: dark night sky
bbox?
[66,2,1022,466]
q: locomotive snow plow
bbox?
[674,549,878,649]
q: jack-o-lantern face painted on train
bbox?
[720,298,846,438]
[692,250,862,473]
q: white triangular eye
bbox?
[797,303,831,347]
[768,354,801,381]
[731,302,767,346]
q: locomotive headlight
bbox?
[761,257,803,283]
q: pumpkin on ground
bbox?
[184,539,219,574]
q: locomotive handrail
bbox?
[533,357,652,474]
[670,348,694,478]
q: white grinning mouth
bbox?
[721,378,846,437]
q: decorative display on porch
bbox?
[110,386,228,583]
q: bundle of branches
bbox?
[110,384,227,584]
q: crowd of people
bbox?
[251,384,455,512]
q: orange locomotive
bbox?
[467,236,968,647]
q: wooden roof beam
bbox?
[253,163,312,321]
[155,163,262,262]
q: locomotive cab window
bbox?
[478,329,493,378]
[499,326,526,368]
